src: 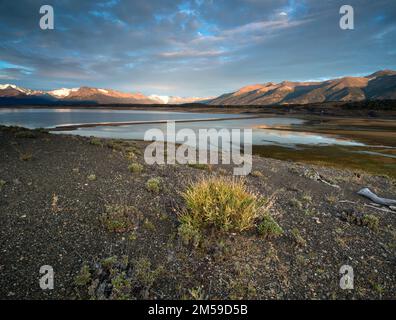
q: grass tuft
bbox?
[74,264,92,287]
[15,130,37,139]
[134,257,164,290]
[257,215,283,239]
[291,228,307,247]
[89,137,102,146]
[100,204,138,233]
[0,179,6,191]
[146,177,161,193]
[19,152,33,161]
[178,176,264,245]
[128,163,143,173]
[250,170,264,177]
[362,214,380,233]
[188,163,212,171]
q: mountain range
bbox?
[209,70,396,105]
[0,84,211,106]
[1,70,395,106]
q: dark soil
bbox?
[0,126,395,300]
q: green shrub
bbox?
[125,151,136,161]
[146,178,161,193]
[0,179,5,191]
[35,128,49,134]
[257,215,283,239]
[143,218,156,232]
[362,214,379,232]
[87,174,97,181]
[15,130,37,139]
[133,257,164,290]
[128,163,143,173]
[178,214,202,247]
[89,137,102,146]
[101,256,118,270]
[110,272,131,300]
[289,198,303,210]
[74,264,92,287]
[291,228,307,247]
[100,204,137,233]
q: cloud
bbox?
[0,0,395,96]
[160,49,225,58]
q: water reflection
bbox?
[0,108,365,147]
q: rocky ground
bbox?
[0,125,395,300]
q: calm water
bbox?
[0,108,365,147]
[0,108,238,128]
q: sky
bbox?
[0,0,395,97]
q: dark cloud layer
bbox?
[0,0,395,96]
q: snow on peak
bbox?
[149,95,170,104]
[98,88,109,94]
[48,88,79,98]
[0,84,17,90]
[0,84,36,95]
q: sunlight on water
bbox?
[0,108,365,147]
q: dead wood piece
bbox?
[357,188,396,207]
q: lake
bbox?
[0,108,365,147]
[2,107,395,176]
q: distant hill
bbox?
[1,70,396,106]
[208,70,396,106]
[0,84,211,106]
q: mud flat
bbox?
[254,116,396,178]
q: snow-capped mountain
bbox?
[46,87,155,104]
[149,95,213,104]
[0,84,43,96]
[0,85,157,104]
[47,88,80,98]
[2,70,395,106]
[0,84,213,105]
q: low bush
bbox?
[179,176,264,245]
[257,215,283,239]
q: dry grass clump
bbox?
[188,163,212,171]
[19,152,33,161]
[178,176,265,245]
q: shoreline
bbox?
[49,115,264,131]
[1,101,396,119]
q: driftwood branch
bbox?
[357,188,396,207]
[364,204,396,214]
[304,169,340,189]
